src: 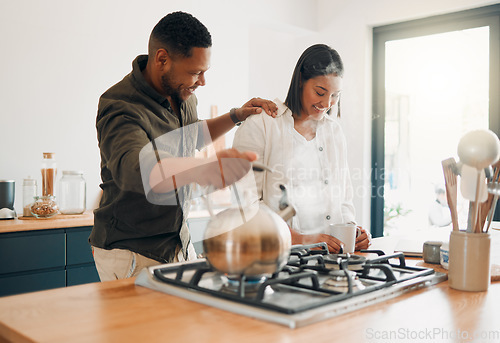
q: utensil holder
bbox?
[448,231,490,291]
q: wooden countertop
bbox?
[0,261,499,343]
[2,209,497,235]
[0,209,210,234]
[0,211,94,233]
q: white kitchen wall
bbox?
[0,0,497,228]
[0,0,318,214]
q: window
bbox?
[371,4,500,237]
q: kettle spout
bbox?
[278,184,296,221]
[278,205,296,222]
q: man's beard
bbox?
[161,72,182,105]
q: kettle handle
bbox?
[252,161,276,174]
[278,206,296,222]
[277,184,296,221]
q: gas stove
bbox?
[135,243,447,328]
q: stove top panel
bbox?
[135,243,447,328]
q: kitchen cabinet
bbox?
[0,214,99,297]
[186,216,210,254]
[0,211,222,297]
[65,226,100,287]
[186,209,224,255]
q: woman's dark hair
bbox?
[284,44,344,117]
[149,11,212,58]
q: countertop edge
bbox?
[0,211,94,233]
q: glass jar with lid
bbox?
[22,177,37,217]
[58,171,86,214]
[31,195,59,218]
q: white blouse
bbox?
[232,99,356,234]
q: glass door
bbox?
[372,4,500,237]
[384,27,489,236]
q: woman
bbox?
[233,44,371,253]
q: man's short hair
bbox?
[150,11,212,58]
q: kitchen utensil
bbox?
[484,163,500,232]
[466,201,474,233]
[203,184,295,278]
[442,158,459,231]
[457,130,500,233]
[461,165,488,232]
[475,205,483,233]
[460,165,488,202]
[457,129,500,170]
[0,180,16,219]
[485,192,499,233]
[485,165,494,180]
[472,172,482,233]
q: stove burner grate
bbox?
[151,243,436,315]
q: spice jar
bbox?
[31,195,59,218]
[58,171,86,214]
[41,152,57,196]
[22,177,37,217]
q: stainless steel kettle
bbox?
[203,183,295,278]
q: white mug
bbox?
[327,223,357,253]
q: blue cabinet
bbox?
[0,230,66,275]
[67,265,99,286]
[0,226,100,297]
[67,227,95,265]
[0,270,66,296]
[65,226,100,287]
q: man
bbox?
[90,11,277,281]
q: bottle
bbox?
[58,171,86,214]
[22,177,37,217]
[41,152,57,197]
